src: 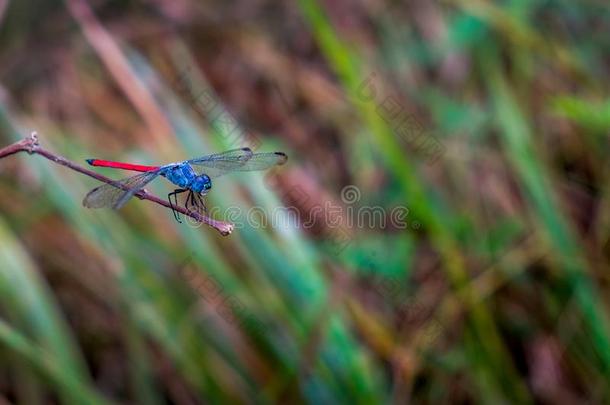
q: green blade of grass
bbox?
[297,1,531,401]
[481,43,610,379]
[0,218,108,404]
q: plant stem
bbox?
[0,132,234,236]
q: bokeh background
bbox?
[1,0,610,403]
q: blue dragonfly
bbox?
[83,147,287,222]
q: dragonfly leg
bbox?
[185,191,193,213]
[168,189,188,223]
[183,191,206,216]
[197,193,208,213]
[193,192,207,214]
[185,191,205,215]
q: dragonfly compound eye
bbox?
[190,175,212,193]
[202,175,212,190]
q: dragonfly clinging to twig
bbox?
[83,147,287,222]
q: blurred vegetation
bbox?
[1,0,610,403]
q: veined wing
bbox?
[187,148,253,178]
[83,170,162,210]
[188,148,287,178]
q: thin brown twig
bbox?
[0,132,234,235]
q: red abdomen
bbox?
[86,159,160,172]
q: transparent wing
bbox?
[188,148,287,178]
[186,148,253,178]
[83,170,162,210]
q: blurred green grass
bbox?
[0,0,609,403]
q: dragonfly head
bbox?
[191,174,212,193]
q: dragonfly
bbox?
[83,147,287,222]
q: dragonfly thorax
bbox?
[164,164,212,193]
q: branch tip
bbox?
[26,131,39,154]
